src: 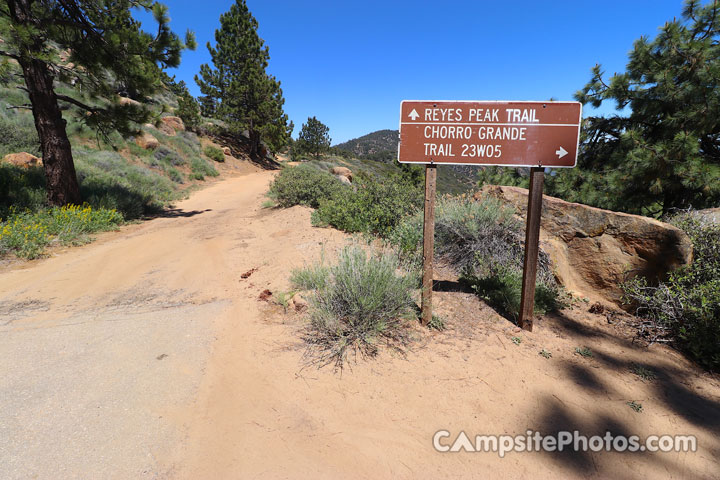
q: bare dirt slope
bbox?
[1,170,719,479]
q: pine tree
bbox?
[565,0,720,216]
[297,116,331,159]
[173,83,201,131]
[0,1,195,206]
[195,0,292,157]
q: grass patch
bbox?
[575,346,593,358]
[428,314,445,331]
[204,145,225,162]
[290,260,330,291]
[630,363,657,381]
[0,109,40,158]
[189,156,219,180]
[0,204,123,259]
[539,349,552,359]
[74,148,178,218]
[462,264,566,322]
[291,245,417,369]
[626,400,643,413]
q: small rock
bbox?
[291,293,308,312]
[258,289,272,302]
[240,268,258,279]
[331,166,352,182]
[135,132,159,150]
[222,146,231,155]
[2,152,41,168]
[588,302,605,314]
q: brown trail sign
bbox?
[399,100,582,330]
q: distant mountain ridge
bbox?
[334,130,399,160]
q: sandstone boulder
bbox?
[2,152,41,168]
[477,185,693,305]
[135,132,159,150]
[331,166,352,182]
[222,146,231,155]
[118,96,141,107]
[160,117,185,136]
[336,175,352,185]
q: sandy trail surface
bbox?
[1,170,719,479]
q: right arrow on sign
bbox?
[408,109,420,120]
[555,146,568,159]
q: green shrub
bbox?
[74,148,178,218]
[0,164,47,217]
[268,164,347,208]
[167,167,184,184]
[0,110,41,157]
[190,156,219,180]
[155,146,187,166]
[388,194,564,321]
[0,204,123,259]
[203,145,225,162]
[290,261,330,291]
[293,246,417,368]
[312,172,422,237]
[461,262,564,322]
[622,212,720,371]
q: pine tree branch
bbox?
[0,50,19,60]
[56,94,99,113]
[6,104,32,110]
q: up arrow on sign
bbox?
[408,108,420,120]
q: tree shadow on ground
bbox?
[146,208,212,219]
[432,280,474,293]
[532,396,704,479]
[527,309,720,477]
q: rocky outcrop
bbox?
[477,185,693,305]
[2,152,41,168]
[695,207,720,223]
[331,166,352,183]
[159,116,185,137]
[135,132,159,150]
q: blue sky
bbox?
[139,0,688,144]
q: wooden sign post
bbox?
[518,167,544,331]
[421,164,437,326]
[398,100,581,330]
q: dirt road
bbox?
[1,170,719,479]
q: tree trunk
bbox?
[248,128,261,159]
[20,58,82,206]
[9,0,81,206]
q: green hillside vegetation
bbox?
[0,57,235,259]
[334,129,398,161]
